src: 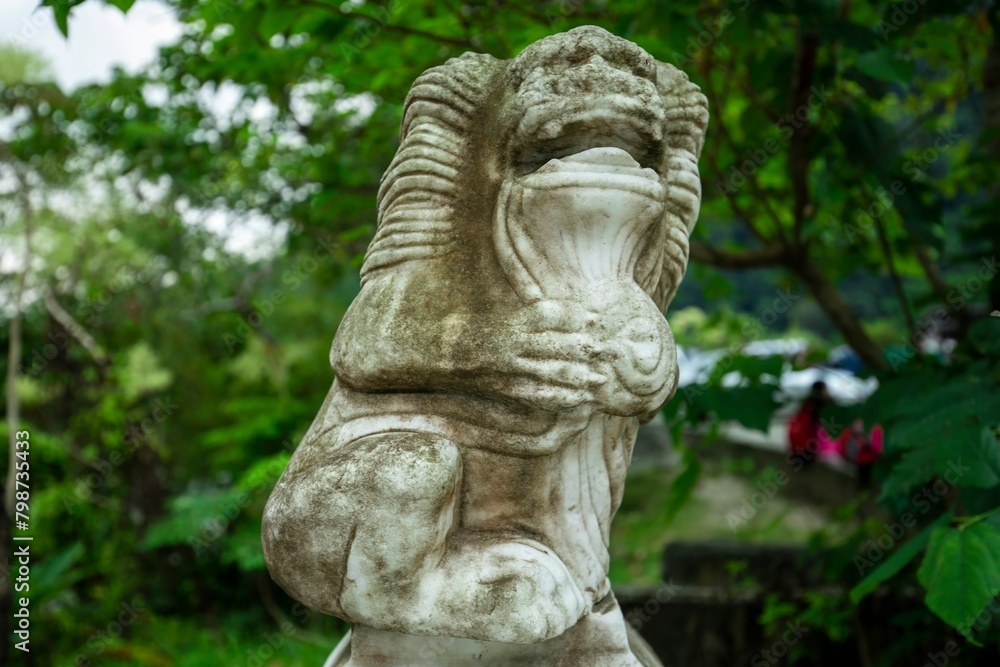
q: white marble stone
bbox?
[263,25,707,666]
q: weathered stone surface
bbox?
[262,25,707,666]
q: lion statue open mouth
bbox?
[263,25,707,667]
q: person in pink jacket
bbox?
[788,381,839,466]
[837,418,884,488]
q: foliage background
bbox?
[1,0,1000,665]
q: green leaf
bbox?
[119,342,173,403]
[826,18,880,52]
[878,364,1000,497]
[884,426,1000,500]
[850,512,951,604]
[970,317,1000,357]
[854,51,915,82]
[52,3,70,37]
[142,489,246,551]
[259,7,298,41]
[31,542,86,604]
[706,354,784,386]
[105,0,136,12]
[918,520,1000,640]
[969,427,1000,484]
[221,520,267,571]
[880,447,939,501]
[663,451,702,525]
[237,451,291,491]
[893,180,944,249]
[686,384,780,433]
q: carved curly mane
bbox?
[651,61,709,311]
[361,53,498,283]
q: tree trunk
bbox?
[873,217,916,335]
[1,166,33,667]
[984,19,1000,312]
[689,242,889,371]
[790,257,889,370]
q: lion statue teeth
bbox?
[263,25,707,666]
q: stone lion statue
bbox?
[263,25,707,666]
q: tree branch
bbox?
[913,243,949,299]
[789,29,820,242]
[701,51,789,246]
[377,22,472,47]
[699,82,767,241]
[689,242,788,269]
[43,289,109,366]
[739,79,781,124]
[790,257,889,370]
[181,263,272,319]
[299,0,472,47]
[872,218,916,335]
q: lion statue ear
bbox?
[648,61,709,313]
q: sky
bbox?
[0,0,182,90]
[0,2,286,264]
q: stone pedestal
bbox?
[327,593,660,666]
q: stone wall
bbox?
[616,540,984,666]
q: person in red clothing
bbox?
[787,380,834,466]
[837,418,884,488]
